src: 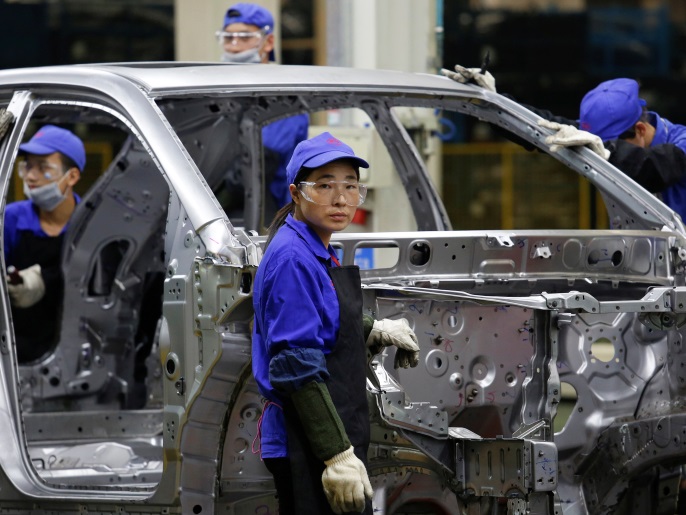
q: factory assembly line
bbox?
[0,62,684,514]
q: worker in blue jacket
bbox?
[251,132,420,515]
[444,66,686,215]
[219,3,309,212]
[578,78,686,220]
[4,125,84,363]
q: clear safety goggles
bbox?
[298,180,368,207]
[216,30,265,46]
[17,159,63,179]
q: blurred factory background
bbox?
[4,0,683,127]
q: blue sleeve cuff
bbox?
[269,347,329,395]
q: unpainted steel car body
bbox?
[0,62,685,515]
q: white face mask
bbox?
[221,47,262,64]
[23,173,70,211]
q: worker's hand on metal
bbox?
[441,65,497,93]
[367,318,420,369]
[538,119,610,160]
[7,264,45,308]
[322,446,373,514]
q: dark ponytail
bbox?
[264,167,311,250]
[265,201,295,249]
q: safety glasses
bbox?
[17,160,63,180]
[215,30,264,46]
[298,180,368,207]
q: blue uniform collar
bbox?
[650,111,669,146]
[284,213,337,265]
[17,192,81,234]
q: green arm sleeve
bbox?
[291,380,351,461]
[362,314,374,343]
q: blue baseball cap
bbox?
[19,125,86,172]
[579,78,647,141]
[286,132,369,185]
[223,3,274,33]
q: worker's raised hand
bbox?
[7,264,45,308]
[441,64,496,93]
[322,446,373,514]
[538,119,610,160]
[367,318,420,369]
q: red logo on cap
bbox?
[580,122,591,131]
[327,138,342,145]
[35,131,45,138]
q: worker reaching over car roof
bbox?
[442,64,686,204]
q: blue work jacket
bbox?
[4,195,81,362]
[4,195,80,264]
[650,113,686,221]
[263,114,309,208]
[252,214,341,458]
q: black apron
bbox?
[284,264,372,515]
[11,230,65,363]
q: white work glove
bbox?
[538,119,610,160]
[322,446,373,514]
[441,64,497,93]
[367,318,420,369]
[7,264,45,308]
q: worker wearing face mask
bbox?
[217,3,309,216]
[218,2,276,64]
[4,125,85,363]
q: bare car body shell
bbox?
[0,63,684,514]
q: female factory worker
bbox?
[252,132,421,514]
